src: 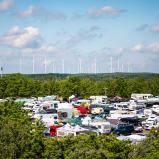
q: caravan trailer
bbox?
[131,94,153,103]
[90,96,108,105]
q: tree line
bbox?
[0,74,159,98]
[0,101,159,159]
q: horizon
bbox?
[0,0,159,74]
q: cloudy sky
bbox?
[0,0,159,74]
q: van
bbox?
[113,124,134,135]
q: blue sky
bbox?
[0,0,159,74]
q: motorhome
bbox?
[147,97,159,105]
[33,110,58,127]
[131,94,153,103]
[41,101,60,110]
[57,103,74,119]
[73,99,90,107]
[91,107,104,114]
[113,102,129,110]
[142,115,159,130]
[151,105,159,114]
[128,100,146,110]
[89,96,108,105]
[90,121,111,134]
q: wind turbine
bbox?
[127,62,130,73]
[19,57,22,73]
[110,56,113,73]
[52,60,55,73]
[44,56,46,74]
[32,55,35,74]
[117,57,120,72]
[94,58,97,74]
[78,58,82,74]
[122,63,124,72]
[62,59,65,74]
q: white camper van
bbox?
[131,94,153,103]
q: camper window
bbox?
[50,128,56,132]
[54,116,58,119]
[54,103,58,108]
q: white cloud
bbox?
[131,43,145,52]
[131,42,159,53]
[88,6,125,17]
[147,42,159,52]
[66,26,102,47]
[14,5,67,21]
[0,0,14,11]
[116,47,125,55]
[20,44,58,57]
[17,5,35,17]
[152,24,159,32]
[0,26,42,48]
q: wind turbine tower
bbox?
[118,57,120,72]
[52,61,55,73]
[62,59,65,74]
[44,56,46,74]
[78,58,82,74]
[32,55,35,74]
[94,58,97,74]
[19,57,22,73]
[110,56,113,73]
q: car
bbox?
[113,124,135,135]
[76,106,91,114]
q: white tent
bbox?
[56,124,88,137]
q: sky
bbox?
[0,0,159,74]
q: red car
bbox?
[76,106,91,114]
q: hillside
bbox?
[27,72,159,80]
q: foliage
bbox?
[128,127,159,159]
[0,74,159,99]
[0,101,159,159]
[0,101,44,159]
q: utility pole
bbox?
[103,87,108,96]
[1,66,3,78]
